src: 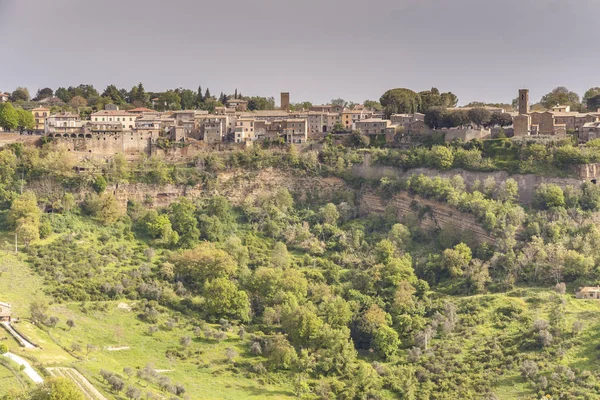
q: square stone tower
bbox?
[518,89,530,115]
[281,92,290,111]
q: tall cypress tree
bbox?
[234,89,238,99]
[196,85,203,106]
[204,88,211,100]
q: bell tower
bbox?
[518,89,530,115]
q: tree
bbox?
[419,88,458,111]
[344,131,370,148]
[83,193,122,225]
[204,88,212,101]
[10,87,30,102]
[9,192,41,235]
[55,87,70,103]
[178,88,196,110]
[489,112,513,127]
[533,184,565,210]
[35,87,54,100]
[69,95,87,108]
[0,103,19,131]
[467,108,492,127]
[373,325,401,359]
[29,377,84,400]
[380,88,421,117]
[125,386,141,400]
[195,85,203,107]
[330,98,348,108]
[586,94,600,112]
[16,108,34,132]
[171,242,238,290]
[203,277,250,321]
[102,85,125,105]
[424,107,447,129]
[442,243,472,277]
[320,203,340,225]
[67,319,75,330]
[429,146,454,170]
[30,297,49,325]
[540,86,580,109]
[157,90,181,111]
[167,197,200,248]
[271,242,291,269]
[363,100,382,111]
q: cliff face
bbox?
[106,167,494,244]
[351,164,584,205]
[359,191,495,244]
[108,168,350,209]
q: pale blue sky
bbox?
[0,0,598,105]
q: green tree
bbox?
[373,325,401,359]
[16,108,34,131]
[9,192,41,230]
[540,86,580,109]
[203,277,250,321]
[195,85,203,107]
[489,112,513,127]
[167,197,200,248]
[34,87,54,100]
[178,88,196,109]
[424,106,447,129]
[534,184,566,210]
[320,203,340,225]
[29,377,84,400]
[10,87,30,102]
[102,85,125,105]
[442,242,472,277]
[172,242,238,290]
[271,242,291,269]
[429,146,454,170]
[363,100,383,111]
[55,87,70,102]
[380,88,421,117]
[83,193,121,225]
[0,103,19,131]
[157,90,181,111]
[467,108,492,127]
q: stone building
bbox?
[281,92,290,111]
[45,112,83,135]
[91,110,137,131]
[31,107,50,132]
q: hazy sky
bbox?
[1,0,598,106]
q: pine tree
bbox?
[205,88,211,101]
[234,89,238,99]
[136,82,146,103]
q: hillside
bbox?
[2,141,600,399]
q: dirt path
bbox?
[3,352,43,383]
[47,367,107,400]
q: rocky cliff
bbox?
[107,167,494,244]
[351,164,585,205]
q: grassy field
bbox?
[3,232,600,399]
[42,301,294,399]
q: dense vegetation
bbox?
[4,139,600,399]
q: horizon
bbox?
[2,0,600,106]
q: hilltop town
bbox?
[2,85,600,161]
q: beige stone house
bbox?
[576,287,600,299]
